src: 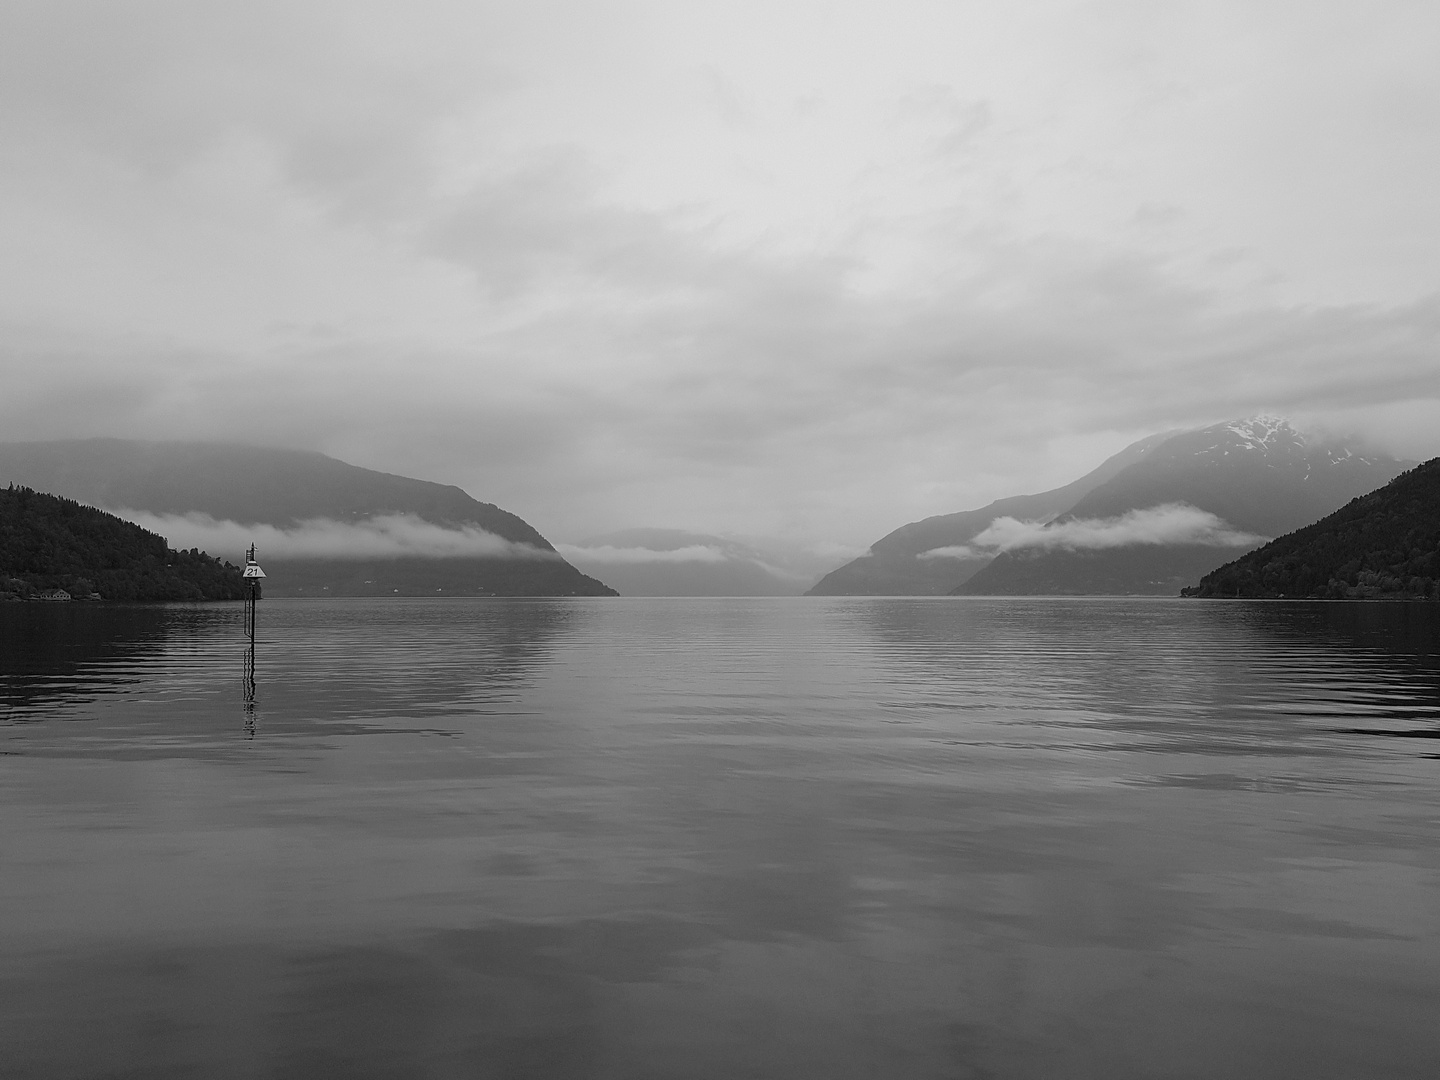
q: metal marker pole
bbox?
[242,545,266,726]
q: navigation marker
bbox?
[243,543,265,734]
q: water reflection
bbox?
[1246,599,1440,666]
[845,597,1440,758]
[242,641,256,739]
[1,598,580,758]
[2,598,1438,1079]
[255,597,578,722]
[0,603,179,716]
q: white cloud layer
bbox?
[555,543,728,564]
[919,504,1267,558]
[118,510,559,562]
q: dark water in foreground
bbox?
[2,597,1439,1079]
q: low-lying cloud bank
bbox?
[919,504,1268,559]
[116,510,560,561]
[555,543,729,564]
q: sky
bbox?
[2,0,1437,550]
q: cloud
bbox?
[555,532,857,587]
[116,510,560,561]
[554,543,728,564]
[918,504,1268,559]
[915,545,987,561]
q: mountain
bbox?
[0,440,616,597]
[1047,416,1402,537]
[954,417,1414,596]
[559,528,836,596]
[806,432,1177,595]
[1182,458,1440,600]
[1,485,246,601]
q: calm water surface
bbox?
[2,597,1439,1079]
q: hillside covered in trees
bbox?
[1183,458,1440,600]
[0,486,246,601]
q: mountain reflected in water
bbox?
[2,597,1438,1079]
[847,598,1440,759]
[2,598,578,754]
[1,602,178,715]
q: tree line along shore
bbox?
[1184,458,1440,600]
[0,485,246,602]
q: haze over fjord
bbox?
[2,1,1437,553]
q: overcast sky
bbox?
[2,0,1437,548]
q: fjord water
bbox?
[2,598,1438,1079]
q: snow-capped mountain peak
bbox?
[1180,414,1311,464]
[1222,414,1301,451]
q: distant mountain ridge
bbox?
[1183,457,1440,600]
[560,528,833,596]
[1054,416,1399,538]
[806,431,1178,595]
[0,439,546,538]
[955,416,1412,595]
[0,440,616,597]
[809,416,1413,597]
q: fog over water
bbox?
[3,597,1438,1078]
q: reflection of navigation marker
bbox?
[242,543,265,733]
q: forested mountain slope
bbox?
[1,486,245,601]
[1184,458,1440,600]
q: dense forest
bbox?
[1183,458,1440,600]
[0,485,246,601]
